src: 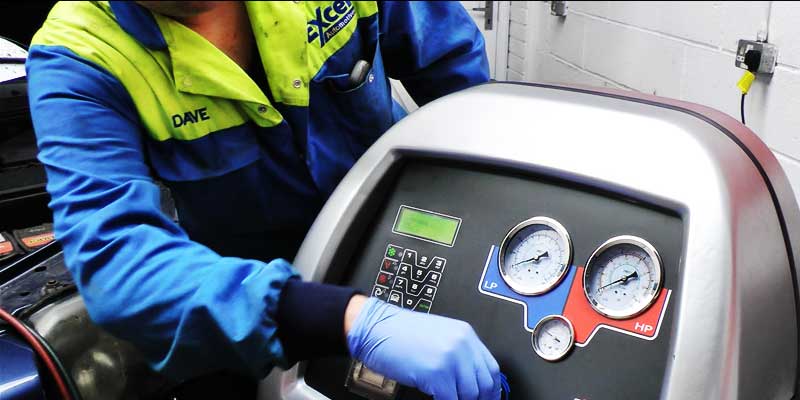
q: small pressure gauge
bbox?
[531,315,575,361]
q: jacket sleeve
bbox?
[26,45,356,381]
[378,1,490,106]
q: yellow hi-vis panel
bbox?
[31,1,379,141]
[31,2,277,142]
[246,1,379,106]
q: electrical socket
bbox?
[550,1,567,17]
[735,39,777,74]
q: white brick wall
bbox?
[508,1,800,200]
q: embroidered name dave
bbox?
[172,107,210,128]
[307,1,356,47]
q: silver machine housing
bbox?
[259,82,800,399]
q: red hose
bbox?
[0,307,73,400]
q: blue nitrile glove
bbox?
[347,297,501,400]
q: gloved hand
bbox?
[347,297,501,400]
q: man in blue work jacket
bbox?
[27,1,499,399]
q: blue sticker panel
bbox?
[477,245,576,331]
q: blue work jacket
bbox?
[26,0,488,380]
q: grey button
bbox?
[292,79,302,89]
[368,73,374,83]
[257,105,268,113]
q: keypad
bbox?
[370,244,446,313]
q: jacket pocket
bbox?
[308,40,394,156]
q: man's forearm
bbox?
[275,280,362,364]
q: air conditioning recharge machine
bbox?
[259,83,800,400]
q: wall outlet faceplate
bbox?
[550,1,567,17]
[735,40,777,74]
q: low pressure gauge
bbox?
[531,315,575,361]
[583,236,663,319]
[499,217,572,295]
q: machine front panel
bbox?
[305,160,683,399]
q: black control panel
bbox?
[304,160,683,400]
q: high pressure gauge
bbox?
[583,236,663,319]
[499,217,572,296]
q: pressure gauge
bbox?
[583,236,663,319]
[499,217,572,295]
[531,315,575,361]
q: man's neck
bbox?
[174,1,254,70]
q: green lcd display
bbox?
[393,206,461,246]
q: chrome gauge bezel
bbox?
[531,315,575,362]
[583,235,664,320]
[498,216,573,296]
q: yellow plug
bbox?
[737,70,756,94]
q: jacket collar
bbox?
[109,1,167,50]
[108,1,278,120]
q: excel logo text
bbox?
[307,1,356,47]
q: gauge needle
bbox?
[544,330,561,343]
[597,270,638,293]
[512,251,549,267]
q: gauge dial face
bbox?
[531,315,575,361]
[499,217,572,295]
[583,236,663,319]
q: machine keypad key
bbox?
[372,286,389,301]
[404,297,417,308]
[375,272,394,288]
[421,285,436,300]
[385,244,403,260]
[393,277,408,292]
[388,291,403,306]
[381,258,399,274]
[408,282,423,296]
[402,249,417,265]
[414,300,432,313]
[398,264,412,279]
[412,266,427,282]
[430,257,446,272]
